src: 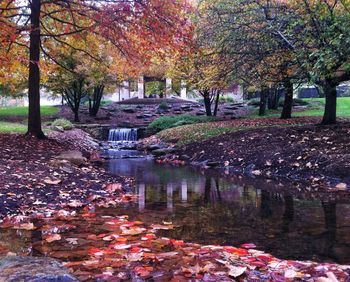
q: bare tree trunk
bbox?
[281,80,293,119]
[27,0,45,139]
[321,80,337,124]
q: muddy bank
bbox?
[155,123,350,192]
[0,130,132,218]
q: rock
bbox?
[136,114,144,119]
[51,126,64,132]
[181,105,191,110]
[147,144,167,151]
[182,108,192,112]
[207,161,221,167]
[122,108,136,113]
[180,154,191,160]
[95,116,110,121]
[50,159,74,174]
[196,111,206,116]
[0,256,78,282]
[224,111,235,116]
[142,113,153,118]
[56,151,86,166]
[152,148,177,156]
[90,151,104,166]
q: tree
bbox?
[199,0,309,119]
[285,0,350,124]
[170,49,233,116]
[0,0,192,138]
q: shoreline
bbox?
[147,122,350,194]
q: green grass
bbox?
[0,122,27,134]
[157,121,252,145]
[148,115,218,133]
[248,97,350,118]
[0,106,59,117]
[298,97,350,117]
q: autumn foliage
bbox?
[0,0,193,137]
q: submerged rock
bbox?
[0,256,78,282]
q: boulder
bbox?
[152,148,177,156]
[51,126,64,132]
[207,161,221,167]
[142,113,153,118]
[147,144,167,151]
[56,151,86,166]
[122,108,136,113]
[181,105,191,110]
[224,111,235,116]
[0,256,78,282]
[50,159,74,174]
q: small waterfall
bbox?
[108,128,138,142]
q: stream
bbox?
[100,127,350,264]
[0,129,350,272]
[106,157,350,264]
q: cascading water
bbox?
[108,128,138,142]
[103,128,145,159]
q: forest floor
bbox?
[0,130,349,281]
[0,130,132,218]
[153,117,350,192]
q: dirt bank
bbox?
[166,122,350,191]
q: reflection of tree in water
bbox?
[319,201,337,261]
[282,195,294,233]
[260,190,273,219]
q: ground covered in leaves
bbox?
[0,130,131,218]
[159,119,350,191]
[0,193,350,281]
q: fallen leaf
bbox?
[228,266,247,277]
[46,234,62,243]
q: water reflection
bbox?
[108,158,350,263]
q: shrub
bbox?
[219,96,235,103]
[148,115,217,133]
[51,118,74,130]
[158,101,170,110]
[278,98,310,107]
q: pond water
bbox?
[107,157,350,264]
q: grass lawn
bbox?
[0,106,59,117]
[298,97,350,117]
[0,122,27,134]
[157,122,242,145]
[249,97,350,118]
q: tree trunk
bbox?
[259,88,268,116]
[74,111,80,122]
[321,80,337,124]
[213,90,220,116]
[89,85,104,117]
[203,91,212,116]
[27,0,45,139]
[268,88,279,110]
[281,80,293,119]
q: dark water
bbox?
[108,158,350,264]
